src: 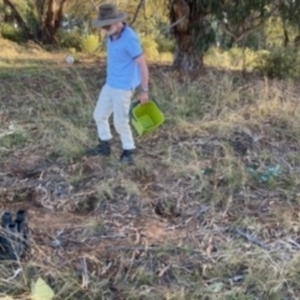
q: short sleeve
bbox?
[126,32,143,59]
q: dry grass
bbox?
[1,39,300,299]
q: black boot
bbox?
[86,140,111,157]
[120,149,135,164]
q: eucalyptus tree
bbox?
[166,0,280,70]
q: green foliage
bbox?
[0,130,29,148]
[3,0,300,74]
[57,30,104,53]
[191,19,216,53]
[228,47,258,68]
[243,29,265,50]
[188,1,273,38]
[139,34,160,60]
[0,23,25,43]
[80,34,100,53]
[24,1,39,37]
[264,17,298,49]
[56,30,82,51]
[256,46,300,79]
[217,0,272,23]
[278,0,300,27]
[155,35,175,53]
[119,0,168,35]
[204,46,264,71]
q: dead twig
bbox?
[234,228,271,251]
[81,257,89,290]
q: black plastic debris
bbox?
[0,209,29,260]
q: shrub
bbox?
[80,34,100,53]
[228,47,259,69]
[205,46,261,70]
[56,29,82,51]
[155,35,175,53]
[139,34,159,60]
[0,23,25,43]
[255,46,300,79]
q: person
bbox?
[87,3,149,164]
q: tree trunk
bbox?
[39,0,56,43]
[173,35,204,71]
[169,0,204,71]
[39,0,68,44]
[54,0,68,31]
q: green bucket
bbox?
[130,99,165,136]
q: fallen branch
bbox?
[81,257,89,289]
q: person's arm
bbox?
[126,32,150,103]
[135,54,149,93]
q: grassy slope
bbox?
[1,39,300,299]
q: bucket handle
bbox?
[129,100,140,122]
[129,97,161,121]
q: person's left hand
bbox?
[139,92,149,105]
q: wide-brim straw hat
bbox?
[92,4,128,28]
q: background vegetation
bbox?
[1,0,300,76]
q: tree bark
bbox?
[54,0,68,31]
[169,0,204,71]
[39,0,68,44]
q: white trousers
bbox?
[93,84,135,150]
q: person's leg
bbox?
[94,84,113,141]
[87,84,113,156]
[112,88,135,163]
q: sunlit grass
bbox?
[204,46,270,71]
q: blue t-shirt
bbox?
[105,24,143,90]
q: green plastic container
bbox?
[130,99,165,136]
